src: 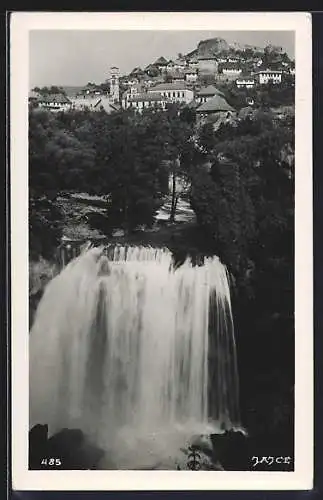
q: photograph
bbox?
[10,11,313,491]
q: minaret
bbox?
[109,66,120,103]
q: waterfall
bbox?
[29,245,240,469]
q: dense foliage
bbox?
[29,105,195,252]
[29,99,295,448]
[189,112,294,440]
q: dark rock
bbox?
[29,425,105,470]
[29,424,49,469]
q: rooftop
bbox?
[197,85,225,97]
[198,54,217,61]
[149,82,191,91]
[196,95,234,113]
[154,56,168,65]
[128,92,168,102]
[38,93,71,104]
[220,61,242,70]
[254,68,283,74]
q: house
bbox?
[236,76,256,89]
[71,96,100,110]
[125,77,139,87]
[198,55,218,75]
[148,82,194,105]
[166,60,175,71]
[154,56,169,72]
[169,72,185,84]
[196,94,235,116]
[172,57,187,71]
[37,93,72,112]
[196,85,225,104]
[254,69,283,85]
[125,92,169,112]
[219,62,242,80]
[71,95,118,113]
[121,84,145,108]
[184,68,198,83]
[187,55,199,70]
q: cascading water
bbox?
[29,245,240,469]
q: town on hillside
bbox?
[29,38,295,127]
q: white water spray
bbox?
[29,245,240,468]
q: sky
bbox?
[29,30,295,88]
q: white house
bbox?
[236,77,256,89]
[220,63,242,80]
[148,83,194,105]
[38,93,72,112]
[254,69,283,85]
[184,68,198,83]
[121,83,146,108]
[126,92,169,112]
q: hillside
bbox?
[185,37,287,61]
[196,37,230,57]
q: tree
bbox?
[160,105,196,222]
[29,108,96,257]
[35,86,67,96]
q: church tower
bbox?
[109,66,120,103]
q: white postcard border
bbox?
[10,11,313,491]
